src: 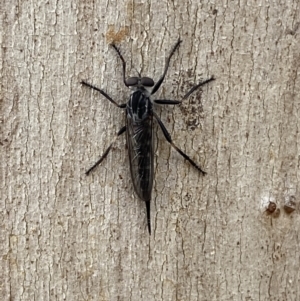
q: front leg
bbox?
[151,39,182,95]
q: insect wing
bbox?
[126,96,154,202]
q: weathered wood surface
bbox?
[1,1,300,300]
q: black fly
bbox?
[82,39,214,235]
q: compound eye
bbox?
[141,77,154,87]
[126,77,139,86]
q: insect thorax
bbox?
[127,90,153,121]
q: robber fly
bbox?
[81,39,214,235]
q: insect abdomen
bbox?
[126,108,154,201]
[126,91,154,233]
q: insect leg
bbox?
[110,44,128,87]
[81,81,126,108]
[182,77,215,100]
[154,100,181,105]
[86,126,126,175]
[151,39,182,95]
[154,77,215,105]
[153,112,206,175]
